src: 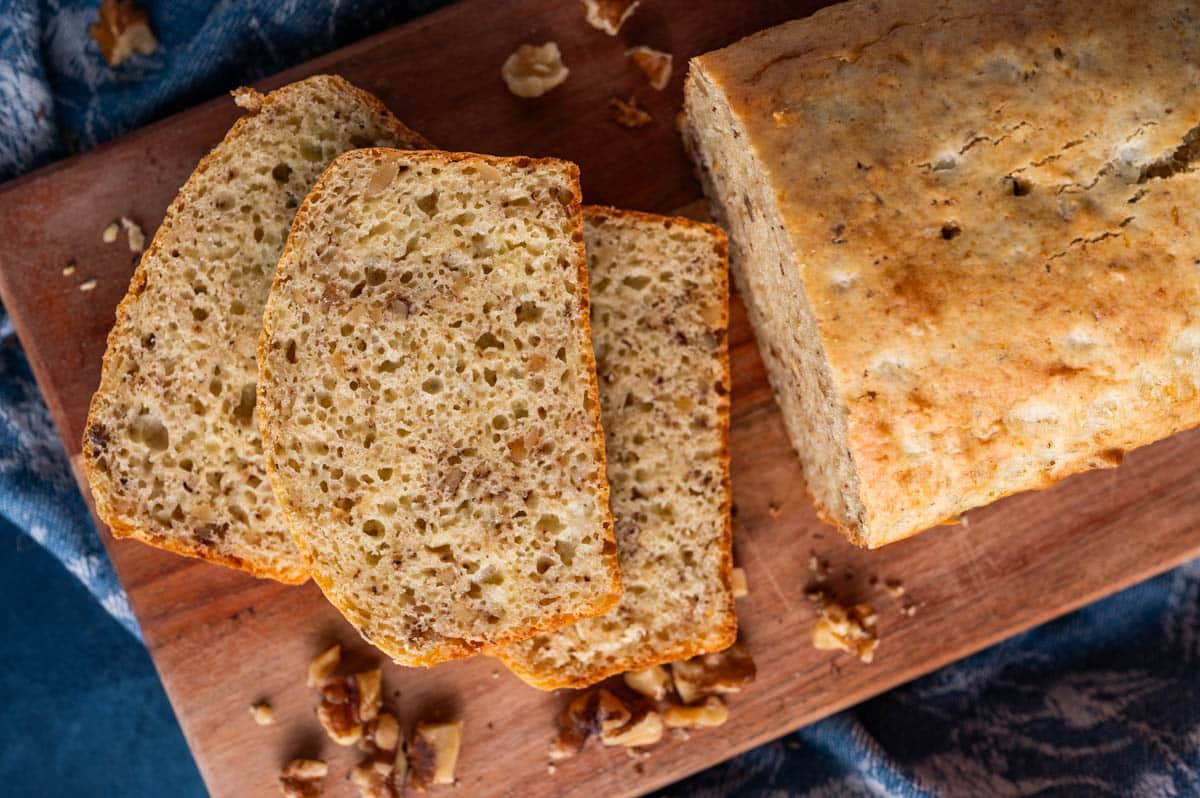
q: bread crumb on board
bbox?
[626,46,673,90]
[89,0,158,67]
[609,96,652,128]
[119,216,145,253]
[502,42,569,98]
[102,221,120,243]
[581,0,640,35]
[78,279,98,292]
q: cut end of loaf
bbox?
[257,149,619,666]
[81,75,429,583]
[498,206,736,689]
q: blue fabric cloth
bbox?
[1,1,1197,796]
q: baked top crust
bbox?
[695,0,1200,543]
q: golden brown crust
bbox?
[496,206,736,690]
[82,75,426,584]
[689,0,1200,546]
[257,149,620,667]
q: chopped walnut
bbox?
[731,567,748,598]
[278,758,327,798]
[609,96,652,128]
[308,644,341,687]
[663,696,729,729]
[89,0,157,67]
[581,0,640,35]
[671,643,756,704]
[551,688,631,760]
[364,712,400,753]
[350,755,399,798]
[318,675,368,746]
[623,665,671,701]
[409,721,462,788]
[626,46,673,90]
[502,43,570,98]
[102,221,119,244]
[813,601,879,663]
[250,701,275,726]
[601,710,664,748]
[355,668,383,723]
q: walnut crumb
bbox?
[79,279,98,292]
[90,0,157,67]
[807,552,829,582]
[884,579,905,597]
[502,43,569,98]
[250,701,274,725]
[120,216,145,253]
[62,264,76,277]
[307,644,341,687]
[813,601,879,663]
[623,665,671,701]
[102,222,119,243]
[278,758,327,798]
[609,96,652,128]
[663,696,728,729]
[627,46,673,90]
[581,0,640,35]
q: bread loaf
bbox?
[498,207,734,689]
[683,0,1200,547]
[82,75,429,582]
[256,150,620,666]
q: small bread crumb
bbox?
[581,0,640,34]
[102,222,120,243]
[807,551,829,582]
[62,264,77,277]
[626,46,673,90]
[609,96,652,128]
[120,216,145,253]
[79,279,98,292]
[502,43,570,98]
[731,567,748,598]
[884,578,905,597]
[250,701,274,725]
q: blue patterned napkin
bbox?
[1,1,1197,794]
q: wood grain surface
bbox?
[2,1,1199,796]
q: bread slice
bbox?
[498,207,735,690]
[256,150,621,666]
[683,0,1200,547]
[82,75,430,583]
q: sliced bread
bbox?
[498,207,735,689]
[82,75,430,583]
[256,150,621,666]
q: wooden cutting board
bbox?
[2,1,1199,795]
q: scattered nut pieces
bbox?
[102,221,120,243]
[89,0,158,67]
[551,688,632,760]
[601,710,664,748]
[250,701,275,726]
[813,601,879,663]
[502,42,570,98]
[626,46,673,90]
[278,758,327,798]
[731,567,748,599]
[410,721,463,789]
[308,644,341,687]
[79,279,98,292]
[582,0,640,35]
[884,579,905,598]
[609,96,652,128]
[623,665,671,701]
[663,696,729,729]
[120,216,145,253]
[900,599,918,617]
[671,643,756,705]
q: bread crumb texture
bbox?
[499,208,734,690]
[82,76,427,583]
[684,0,1200,547]
[258,151,617,665]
